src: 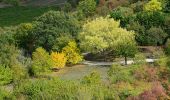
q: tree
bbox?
[51,52,67,69]
[144,0,162,12]
[146,27,167,45]
[113,29,137,65]
[77,0,96,17]
[62,41,83,64]
[127,22,146,45]
[32,47,53,76]
[79,17,137,65]
[110,7,135,27]
[136,11,165,29]
[15,11,80,53]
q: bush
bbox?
[62,41,83,64]
[110,7,135,27]
[81,71,101,85]
[13,78,117,100]
[31,47,53,76]
[51,52,67,69]
[52,35,74,52]
[133,53,146,65]
[14,78,79,100]
[96,5,110,16]
[0,65,13,85]
[108,64,134,83]
[165,39,170,55]
[136,11,165,29]
[146,27,167,45]
[77,0,96,17]
[114,81,151,100]
[133,65,158,82]
[0,87,14,100]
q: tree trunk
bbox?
[125,56,127,65]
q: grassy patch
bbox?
[0,6,59,27]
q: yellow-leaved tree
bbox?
[79,17,137,65]
[62,41,83,64]
[51,52,67,69]
[144,0,162,12]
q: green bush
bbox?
[110,7,135,27]
[77,0,96,17]
[14,78,79,100]
[81,71,101,85]
[0,87,14,100]
[146,27,167,45]
[108,64,134,83]
[0,65,13,85]
[14,77,117,100]
[31,47,53,76]
[165,39,170,55]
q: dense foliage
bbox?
[0,0,170,99]
[79,17,137,64]
[31,47,53,76]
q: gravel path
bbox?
[82,59,157,66]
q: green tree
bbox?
[110,7,135,27]
[144,0,162,12]
[79,17,137,64]
[127,22,146,45]
[113,29,137,65]
[146,27,167,45]
[15,11,80,53]
[136,11,165,29]
[31,47,53,76]
[77,0,96,17]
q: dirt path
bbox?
[82,59,157,66]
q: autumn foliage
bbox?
[51,52,67,69]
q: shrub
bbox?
[14,78,79,100]
[136,82,168,100]
[62,41,83,64]
[96,5,110,16]
[81,71,101,85]
[110,7,135,27]
[52,35,74,52]
[31,47,53,76]
[133,53,146,65]
[108,64,134,83]
[51,52,67,69]
[136,11,165,29]
[0,65,13,85]
[77,0,96,17]
[165,39,170,55]
[146,27,167,45]
[0,44,20,67]
[144,0,162,12]
[0,87,14,100]
[133,65,158,82]
[114,81,151,100]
